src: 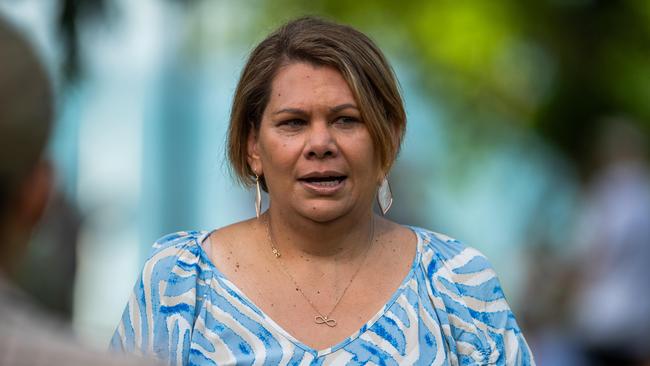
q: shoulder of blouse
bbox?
[110,231,211,361]
[140,230,213,283]
[410,226,535,365]
[149,230,206,254]
[142,230,209,272]
[410,226,496,281]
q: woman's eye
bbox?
[335,116,360,125]
[279,119,306,128]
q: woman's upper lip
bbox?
[298,170,347,179]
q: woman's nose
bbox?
[305,122,337,159]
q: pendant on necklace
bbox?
[315,315,337,327]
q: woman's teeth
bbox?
[310,179,340,186]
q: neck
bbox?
[0,225,28,277]
[263,207,375,261]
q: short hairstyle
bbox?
[227,16,406,186]
[0,18,53,214]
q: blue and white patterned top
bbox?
[110,227,534,365]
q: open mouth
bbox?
[299,176,347,187]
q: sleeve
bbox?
[109,232,202,365]
[423,231,535,365]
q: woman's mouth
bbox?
[300,176,346,185]
[298,176,347,194]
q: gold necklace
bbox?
[265,215,375,327]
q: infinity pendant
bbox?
[314,315,337,327]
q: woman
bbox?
[111,17,534,365]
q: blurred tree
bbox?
[520,0,650,178]
[57,0,111,82]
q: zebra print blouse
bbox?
[110,227,534,365]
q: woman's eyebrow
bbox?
[273,104,358,115]
[273,107,306,115]
[330,103,358,113]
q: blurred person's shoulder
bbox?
[0,274,159,365]
[1,332,159,366]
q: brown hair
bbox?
[0,18,53,214]
[227,16,406,186]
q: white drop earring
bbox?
[255,174,262,219]
[377,177,393,215]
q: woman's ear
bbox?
[16,159,53,227]
[247,129,262,175]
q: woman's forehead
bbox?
[266,62,357,113]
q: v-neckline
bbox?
[195,226,422,357]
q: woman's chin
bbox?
[295,202,353,224]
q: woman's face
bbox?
[248,62,380,223]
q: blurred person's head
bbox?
[0,17,53,273]
[596,116,648,168]
[227,16,406,189]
